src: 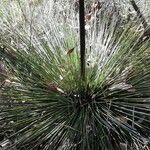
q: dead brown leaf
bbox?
[66,48,74,55]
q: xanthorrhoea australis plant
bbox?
[0,0,150,149]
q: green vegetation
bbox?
[0,0,149,149]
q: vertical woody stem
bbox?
[79,0,86,80]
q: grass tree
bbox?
[0,0,150,149]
